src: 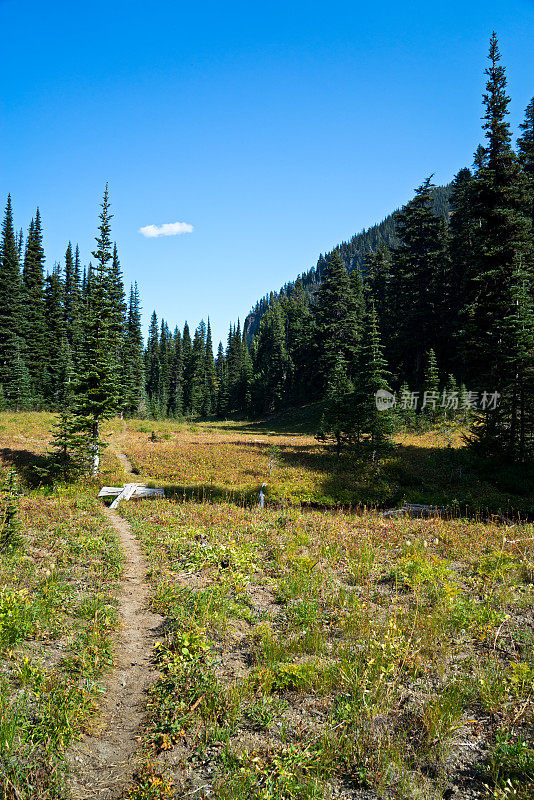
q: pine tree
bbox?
[422,348,440,422]
[168,327,183,417]
[312,249,360,388]
[72,186,120,475]
[517,97,534,230]
[202,319,217,416]
[316,355,355,459]
[43,265,65,402]
[463,34,533,457]
[355,300,394,448]
[251,304,292,414]
[123,284,145,415]
[389,178,446,386]
[0,195,24,390]
[63,242,82,362]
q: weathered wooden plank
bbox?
[132,487,164,498]
[98,486,123,497]
[122,483,139,501]
[101,483,164,508]
[109,486,128,510]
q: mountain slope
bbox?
[244,185,451,341]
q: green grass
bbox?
[1,411,533,799]
[0,414,124,799]
[121,496,534,799]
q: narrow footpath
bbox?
[68,433,162,799]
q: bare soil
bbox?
[67,505,163,799]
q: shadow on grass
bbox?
[0,448,51,488]
[161,483,260,507]
[215,402,324,436]
[233,438,534,514]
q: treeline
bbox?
[231,34,534,461]
[0,195,145,416]
[1,34,533,467]
[243,186,451,342]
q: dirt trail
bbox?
[68,434,162,799]
[110,421,135,476]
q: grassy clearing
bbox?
[0,412,123,798]
[1,411,533,799]
[122,496,533,799]
[117,417,534,514]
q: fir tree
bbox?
[215,341,228,417]
[517,97,534,229]
[0,195,24,389]
[181,322,193,413]
[364,246,391,343]
[22,209,47,397]
[312,249,360,388]
[123,283,145,415]
[145,311,160,415]
[7,343,32,411]
[47,359,89,482]
[251,304,292,414]
[389,177,446,386]
[422,348,440,423]
[168,327,183,417]
[463,34,533,457]
[189,321,207,415]
[316,355,355,459]
[443,374,459,422]
[43,265,65,402]
[202,319,217,416]
[63,242,82,361]
[448,168,477,375]
[354,301,394,448]
[0,470,23,554]
[108,243,127,383]
[72,186,120,475]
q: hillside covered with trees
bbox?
[1,34,533,466]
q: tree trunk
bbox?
[91,418,100,477]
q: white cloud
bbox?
[139,221,194,238]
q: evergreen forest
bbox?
[1,34,534,467]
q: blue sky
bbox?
[1,0,533,347]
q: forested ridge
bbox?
[1,34,534,467]
[243,184,451,342]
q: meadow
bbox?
[121,498,534,799]
[0,411,532,799]
[112,415,533,514]
[0,413,123,798]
